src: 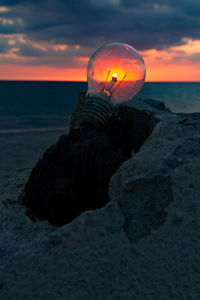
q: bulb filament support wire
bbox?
[102,70,127,101]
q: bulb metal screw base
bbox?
[70,92,113,130]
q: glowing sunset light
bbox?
[93,63,143,83]
[87,43,145,104]
[0,1,199,82]
[0,38,200,82]
[0,64,86,81]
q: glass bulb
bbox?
[87,43,146,104]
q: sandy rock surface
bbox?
[1,98,200,299]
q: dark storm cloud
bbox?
[0,0,200,63]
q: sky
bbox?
[0,0,200,81]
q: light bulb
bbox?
[70,43,146,130]
[87,43,146,104]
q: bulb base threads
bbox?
[70,92,113,130]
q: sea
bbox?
[0,81,200,177]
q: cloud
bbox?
[0,0,199,68]
[0,6,10,12]
[0,33,91,68]
[0,17,14,24]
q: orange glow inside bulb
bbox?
[87,43,146,103]
[93,63,141,83]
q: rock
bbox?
[1,98,200,299]
[109,100,200,244]
[22,100,157,226]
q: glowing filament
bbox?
[103,70,118,97]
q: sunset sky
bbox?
[0,0,200,82]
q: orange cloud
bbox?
[75,56,90,63]
[0,48,35,63]
[8,40,16,46]
[171,38,200,55]
[0,6,9,13]
[0,17,14,25]
[140,38,200,81]
[53,45,68,51]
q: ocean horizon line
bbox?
[0,80,199,83]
